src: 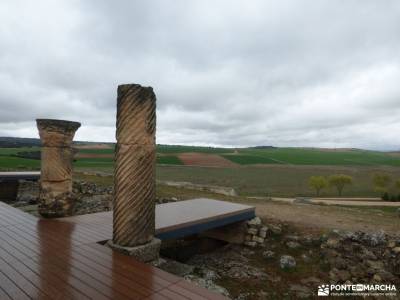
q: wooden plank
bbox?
[0,227,113,299]
[5,224,153,299]
[28,256,111,300]
[157,287,189,300]
[0,270,29,300]
[83,243,182,284]
[72,247,162,294]
[0,258,49,300]
[0,286,11,300]
[77,243,176,289]
[21,258,90,300]
[165,283,209,300]
[0,203,38,224]
[0,201,229,300]
[0,228,38,259]
[176,280,228,300]
[0,254,71,300]
[144,293,170,300]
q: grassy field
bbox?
[1,145,400,197]
[156,164,400,197]
[3,146,400,168]
[224,148,400,166]
[75,146,400,166]
[157,144,235,154]
[221,154,280,165]
[157,155,183,165]
[0,147,41,170]
[74,164,400,197]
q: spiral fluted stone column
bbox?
[109,83,160,262]
[36,119,80,217]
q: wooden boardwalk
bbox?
[0,202,228,300]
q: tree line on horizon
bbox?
[308,173,400,201]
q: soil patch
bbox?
[249,200,400,235]
[178,153,238,168]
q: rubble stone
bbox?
[280,255,296,269]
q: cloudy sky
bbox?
[1,1,399,150]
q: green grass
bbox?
[76,148,114,154]
[157,155,183,165]
[156,164,400,197]
[75,145,234,154]
[0,147,41,155]
[3,145,400,197]
[4,146,399,167]
[75,147,400,167]
[0,156,40,170]
[227,148,400,166]
[222,154,281,164]
[73,157,114,168]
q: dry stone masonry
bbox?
[244,217,269,247]
[36,119,80,217]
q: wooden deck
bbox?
[0,202,228,299]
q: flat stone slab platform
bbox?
[0,171,40,181]
[60,198,256,240]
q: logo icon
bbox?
[355,284,364,292]
[318,285,330,296]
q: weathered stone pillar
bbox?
[36,119,81,217]
[109,83,160,262]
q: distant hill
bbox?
[0,137,41,148]
[0,137,115,148]
[250,146,276,149]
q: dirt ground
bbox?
[178,152,238,167]
[152,183,400,235]
[73,174,400,235]
[265,196,400,207]
[244,199,400,235]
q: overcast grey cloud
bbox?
[0,0,399,149]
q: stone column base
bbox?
[38,191,76,218]
[107,238,161,263]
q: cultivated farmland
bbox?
[1,143,400,197]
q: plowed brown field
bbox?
[178,152,238,167]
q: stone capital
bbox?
[36,119,81,147]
